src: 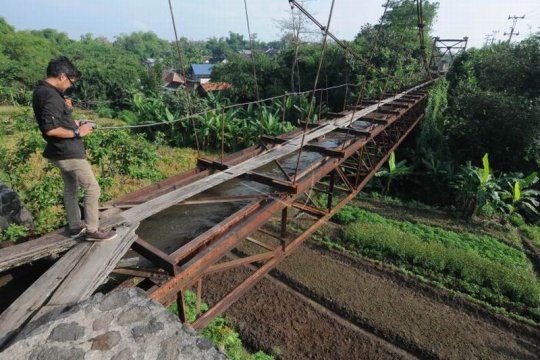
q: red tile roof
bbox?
[200,82,232,92]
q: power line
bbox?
[167,0,201,156]
[525,5,540,16]
[243,0,260,101]
[96,81,369,130]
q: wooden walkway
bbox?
[0,80,433,348]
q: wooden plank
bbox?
[0,242,92,349]
[34,224,140,319]
[180,195,263,205]
[303,144,346,158]
[0,230,77,273]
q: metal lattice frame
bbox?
[111,90,429,329]
[428,37,468,75]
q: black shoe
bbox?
[86,229,117,242]
[68,226,86,238]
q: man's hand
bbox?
[78,123,94,137]
[45,124,94,138]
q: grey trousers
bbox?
[52,159,100,233]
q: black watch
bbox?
[73,128,81,139]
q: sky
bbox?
[1,0,539,49]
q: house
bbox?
[197,82,232,97]
[143,58,156,67]
[238,49,252,59]
[190,64,215,84]
[162,70,186,91]
[263,47,279,57]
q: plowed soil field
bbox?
[202,240,540,360]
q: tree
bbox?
[114,31,174,63]
[211,53,283,101]
[63,34,144,108]
[30,29,72,48]
[206,37,232,61]
[445,34,540,172]
[0,17,15,35]
[225,32,248,52]
[353,0,439,89]
[0,31,57,89]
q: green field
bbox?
[330,202,540,324]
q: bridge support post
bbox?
[281,207,288,249]
[196,279,202,316]
[327,171,336,210]
[176,290,187,323]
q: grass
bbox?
[356,192,523,248]
[333,205,540,322]
[168,291,274,360]
[0,106,205,238]
[521,225,540,249]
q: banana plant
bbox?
[376,151,413,195]
[451,153,504,218]
[500,172,540,217]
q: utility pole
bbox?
[504,15,525,43]
[484,30,499,46]
[484,34,494,47]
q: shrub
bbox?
[0,223,29,242]
[168,291,274,360]
[95,105,115,119]
[117,110,139,124]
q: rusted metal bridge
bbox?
[0,80,432,347]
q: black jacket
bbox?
[32,80,86,160]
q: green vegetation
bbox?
[445,37,540,173]
[521,225,540,249]
[168,291,274,360]
[333,205,540,322]
[0,105,198,239]
[356,193,523,248]
[0,223,29,243]
[375,151,412,195]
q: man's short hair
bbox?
[46,56,81,79]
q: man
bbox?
[32,56,116,241]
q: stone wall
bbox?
[0,288,227,360]
[0,182,33,232]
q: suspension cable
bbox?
[291,0,336,184]
[97,76,396,131]
[416,0,431,79]
[243,0,260,101]
[290,3,302,92]
[167,0,201,156]
[339,0,391,150]
[288,0,396,80]
[97,82,366,130]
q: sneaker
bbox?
[68,224,86,238]
[86,229,117,242]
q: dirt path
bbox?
[202,240,540,359]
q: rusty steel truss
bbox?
[107,88,429,329]
[428,37,468,75]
